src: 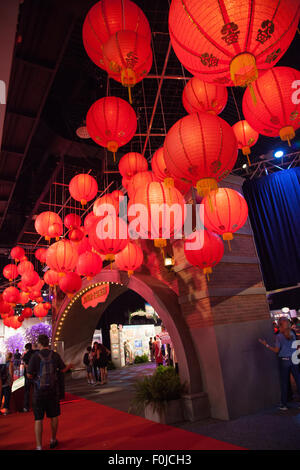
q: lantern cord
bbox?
[128,86,132,105]
[246,154,251,167]
[230,88,242,122]
[206,272,210,282]
[227,239,231,252]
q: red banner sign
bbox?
[81,284,110,309]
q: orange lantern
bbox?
[127,171,158,199]
[232,120,259,166]
[242,66,300,146]
[115,241,143,276]
[169,0,300,96]
[164,112,238,197]
[46,239,78,274]
[64,213,82,229]
[182,77,228,115]
[33,303,49,319]
[3,264,19,282]
[184,229,224,279]
[119,152,148,179]
[102,31,152,103]
[34,211,63,241]
[58,272,82,298]
[82,0,151,70]
[77,251,103,279]
[86,97,137,161]
[201,188,248,249]
[44,269,60,287]
[69,174,98,207]
[88,215,129,262]
[10,246,26,263]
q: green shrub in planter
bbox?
[130,366,186,415]
[134,354,149,364]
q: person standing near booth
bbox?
[22,343,36,412]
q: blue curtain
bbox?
[242,168,300,292]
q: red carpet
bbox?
[0,393,244,450]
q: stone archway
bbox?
[53,269,210,420]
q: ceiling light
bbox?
[274,150,284,159]
[281,307,290,313]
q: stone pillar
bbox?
[173,175,280,420]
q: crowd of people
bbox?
[149,336,175,368]
[83,342,111,385]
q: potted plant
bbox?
[130,366,186,424]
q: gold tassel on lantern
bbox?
[279,126,295,147]
[222,232,233,251]
[203,266,212,282]
[107,141,119,163]
[121,69,136,105]
[230,53,258,104]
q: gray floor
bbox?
[66,363,300,450]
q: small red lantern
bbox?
[201,188,249,248]
[164,112,238,197]
[10,246,26,263]
[69,174,98,207]
[184,230,224,279]
[115,241,143,277]
[86,97,137,161]
[84,212,98,233]
[59,272,82,298]
[64,213,82,229]
[35,248,48,264]
[33,303,49,319]
[232,120,259,166]
[44,269,60,287]
[46,239,78,274]
[77,251,103,279]
[102,31,152,103]
[34,211,63,241]
[2,286,20,305]
[29,289,41,301]
[19,291,30,305]
[47,222,63,241]
[88,215,129,262]
[3,264,19,282]
[243,66,300,146]
[68,227,84,243]
[17,260,34,276]
[22,307,33,319]
[127,171,158,199]
[182,78,228,115]
[119,152,148,179]
[82,0,151,70]
[0,295,12,314]
[10,315,23,329]
[21,271,39,288]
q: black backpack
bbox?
[36,351,57,394]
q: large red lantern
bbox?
[35,248,48,264]
[59,272,82,298]
[10,246,26,263]
[82,0,151,70]
[243,66,300,146]
[2,286,20,305]
[9,315,23,329]
[3,264,19,282]
[88,215,129,262]
[44,269,60,287]
[68,228,84,244]
[169,0,300,93]
[151,147,191,194]
[86,97,137,161]
[184,229,224,278]
[77,251,103,279]
[33,303,49,319]
[115,241,143,276]
[19,291,30,305]
[21,271,39,288]
[64,213,82,229]
[201,188,248,247]
[128,181,186,249]
[119,152,148,179]
[164,112,238,196]
[93,193,119,218]
[46,239,78,274]
[17,260,34,276]
[127,171,158,199]
[69,174,98,207]
[22,307,33,319]
[182,78,228,115]
[34,211,63,241]
[102,31,152,103]
[232,120,259,165]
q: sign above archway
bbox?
[81,284,110,309]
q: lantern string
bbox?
[227,239,231,252]
[230,87,242,122]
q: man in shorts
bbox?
[27,334,71,450]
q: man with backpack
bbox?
[27,334,72,450]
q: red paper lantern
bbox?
[68,227,84,243]
[74,236,92,256]
[201,188,248,245]
[184,229,224,277]
[77,251,103,279]
[35,248,48,264]
[21,271,39,288]
[44,269,60,287]
[88,215,129,261]
[182,78,228,115]
[29,289,41,301]
[127,171,158,199]
[10,246,26,263]
[22,307,33,319]
[3,264,19,281]
[59,272,82,298]
[119,152,148,179]
[19,291,30,305]
[33,303,49,319]
[102,31,152,103]
[2,286,20,305]
[46,239,78,274]
[115,241,143,276]
[34,211,63,241]
[232,120,259,165]
[82,0,151,70]
[151,147,191,194]
[17,260,34,276]
[0,295,12,314]
[164,112,238,196]
[86,97,137,160]
[93,193,119,218]
[69,174,98,207]
[47,222,63,240]
[169,0,300,91]
[44,302,51,311]
[242,66,300,146]
[64,213,82,229]
[9,315,22,329]
[128,181,186,248]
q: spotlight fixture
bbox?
[281,307,290,313]
[242,163,247,169]
[274,150,284,159]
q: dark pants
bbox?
[279,357,300,406]
[24,375,33,410]
[1,385,11,410]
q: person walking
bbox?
[27,334,72,450]
[154,337,163,367]
[92,342,99,383]
[98,343,110,385]
[22,343,36,412]
[83,346,95,385]
[13,349,22,378]
[0,352,14,415]
[259,317,300,411]
[149,337,154,362]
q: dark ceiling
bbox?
[0,0,299,266]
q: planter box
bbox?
[144,399,184,425]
